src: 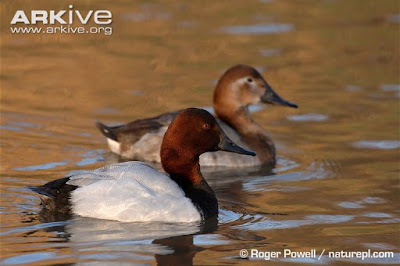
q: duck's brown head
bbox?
[160,108,255,178]
[213,64,297,118]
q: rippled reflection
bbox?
[1,0,399,265]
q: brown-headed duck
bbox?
[29,108,255,222]
[96,64,297,167]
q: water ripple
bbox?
[260,49,281,57]
[345,85,362,92]
[352,140,400,150]
[221,23,294,35]
[14,161,67,171]
[244,161,334,192]
[380,84,400,92]
[237,214,354,231]
[361,212,392,218]
[387,14,400,23]
[1,221,70,236]
[76,157,104,166]
[0,125,24,132]
[287,113,328,122]
[338,201,364,209]
[2,252,69,265]
[121,12,171,22]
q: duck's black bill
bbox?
[218,132,256,156]
[261,81,298,108]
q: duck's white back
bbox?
[67,162,201,223]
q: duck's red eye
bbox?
[202,123,210,130]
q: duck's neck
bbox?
[163,154,218,220]
[215,105,276,165]
[215,105,256,133]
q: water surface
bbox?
[1,0,399,265]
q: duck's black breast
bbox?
[169,176,218,220]
[28,177,77,213]
[190,181,219,220]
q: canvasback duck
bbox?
[30,108,255,222]
[96,64,297,167]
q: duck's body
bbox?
[30,108,255,222]
[96,65,297,167]
[52,162,201,222]
[98,113,263,167]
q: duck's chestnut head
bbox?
[160,108,255,172]
[214,64,298,114]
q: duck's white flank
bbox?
[67,162,201,223]
[106,138,121,154]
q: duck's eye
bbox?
[202,123,210,130]
[247,78,253,83]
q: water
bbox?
[1,0,399,265]
[221,23,294,35]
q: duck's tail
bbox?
[28,177,77,213]
[28,185,54,199]
[95,121,118,141]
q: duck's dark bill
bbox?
[218,134,256,156]
[261,81,298,108]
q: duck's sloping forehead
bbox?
[222,64,263,80]
[177,108,216,125]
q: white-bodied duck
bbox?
[30,108,256,222]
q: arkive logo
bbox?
[10,5,113,36]
[11,5,112,25]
